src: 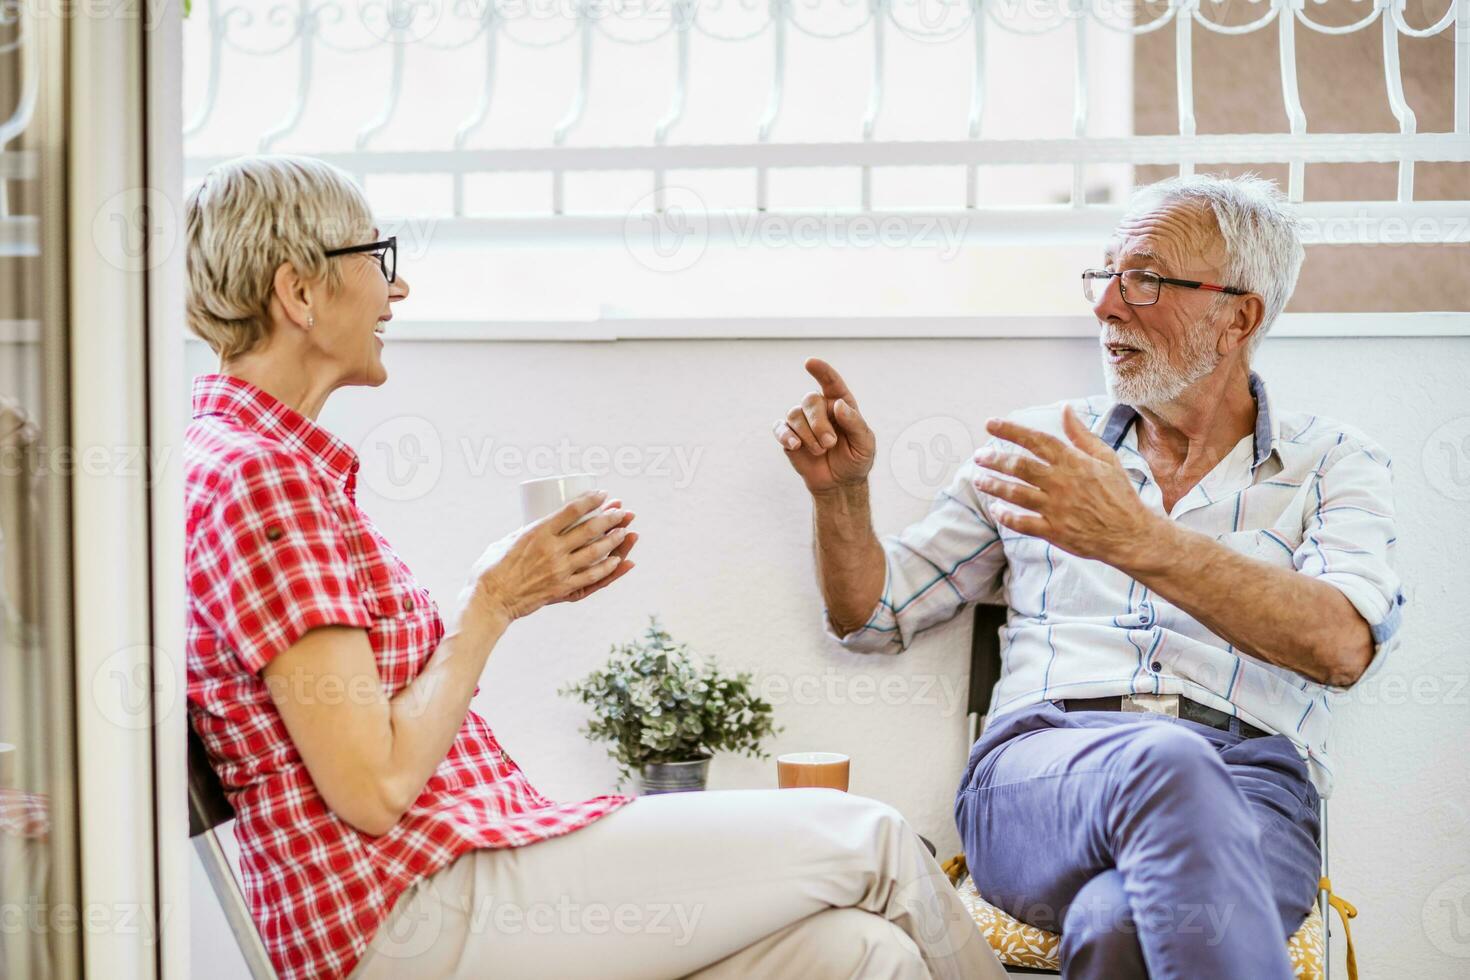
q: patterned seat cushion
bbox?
[954,873,1326,978]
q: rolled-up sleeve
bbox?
[1294,441,1404,683]
[191,449,372,673]
[825,453,1007,654]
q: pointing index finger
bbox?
[804,357,856,407]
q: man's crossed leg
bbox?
[955,700,1321,979]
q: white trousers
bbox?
[347,788,1005,980]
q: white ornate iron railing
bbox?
[0,0,39,257]
[1,1,1467,263]
[176,0,1470,247]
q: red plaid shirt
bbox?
[185,374,631,980]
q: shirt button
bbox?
[401,595,415,612]
[1151,661,1163,672]
[264,526,284,542]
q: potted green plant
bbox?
[559,618,780,795]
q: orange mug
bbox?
[777,752,850,791]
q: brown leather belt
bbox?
[1059,695,1272,739]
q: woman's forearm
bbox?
[355,495,628,830]
[380,603,511,818]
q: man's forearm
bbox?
[1121,521,1374,687]
[811,483,886,636]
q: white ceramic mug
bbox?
[519,473,600,526]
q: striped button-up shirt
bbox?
[829,372,1403,795]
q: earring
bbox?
[306,314,314,329]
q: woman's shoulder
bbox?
[184,416,326,513]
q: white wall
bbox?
[189,333,1470,979]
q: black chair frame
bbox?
[188,725,278,980]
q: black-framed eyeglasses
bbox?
[1082,268,1246,307]
[324,236,397,284]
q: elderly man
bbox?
[773,174,1403,978]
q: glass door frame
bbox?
[145,5,188,979]
[30,0,79,976]
[65,3,169,978]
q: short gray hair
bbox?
[1122,173,1304,357]
[185,155,375,359]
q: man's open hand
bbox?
[972,404,1164,568]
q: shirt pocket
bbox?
[351,540,438,696]
[366,576,436,691]
[1214,527,1302,570]
[329,499,441,694]
[360,573,425,619]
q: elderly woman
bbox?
[184,155,1003,980]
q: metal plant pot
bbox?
[636,757,711,795]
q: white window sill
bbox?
[170,312,1468,344]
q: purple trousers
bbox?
[954,700,1321,979]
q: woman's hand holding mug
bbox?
[448,491,638,632]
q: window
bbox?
[182,0,1470,328]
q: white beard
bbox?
[1102,312,1223,408]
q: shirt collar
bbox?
[1096,370,1278,472]
[191,373,361,493]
